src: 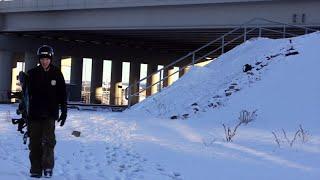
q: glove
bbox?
[58,103,67,127]
[57,112,67,126]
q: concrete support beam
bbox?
[0,14,4,30]
[110,60,122,105]
[24,51,38,72]
[90,58,103,104]
[12,52,24,63]
[163,66,175,88]
[69,56,83,102]
[146,63,158,97]
[0,50,13,102]
[129,62,141,105]
[13,52,24,63]
[53,53,62,69]
[3,1,320,31]
[11,53,19,69]
[179,66,190,78]
[163,68,168,88]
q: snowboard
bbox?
[12,71,30,144]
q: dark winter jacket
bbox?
[28,64,67,120]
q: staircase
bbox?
[125,18,319,107]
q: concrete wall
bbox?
[1,1,319,32]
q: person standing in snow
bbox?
[27,45,67,178]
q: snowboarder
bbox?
[27,45,67,178]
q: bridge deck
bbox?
[0,0,269,12]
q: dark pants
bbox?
[28,118,56,174]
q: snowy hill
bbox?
[125,32,320,179]
[130,32,320,124]
[1,32,320,180]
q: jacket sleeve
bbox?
[57,70,67,115]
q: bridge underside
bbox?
[2,26,319,63]
[1,25,319,105]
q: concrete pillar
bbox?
[129,62,141,105]
[146,63,158,97]
[24,51,38,72]
[179,66,190,78]
[0,14,4,30]
[12,53,19,69]
[0,50,13,102]
[90,58,103,104]
[163,67,169,88]
[53,53,62,69]
[69,56,83,102]
[13,52,24,63]
[110,60,122,105]
[163,66,175,88]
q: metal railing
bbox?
[125,18,319,107]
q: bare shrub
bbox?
[272,131,281,148]
[5,110,11,122]
[223,110,257,142]
[239,110,257,125]
[272,124,309,148]
[223,123,239,142]
[282,128,291,145]
[298,124,308,143]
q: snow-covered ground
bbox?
[1,32,320,180]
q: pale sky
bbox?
[61,58,146,87]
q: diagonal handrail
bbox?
[126,18,259,92]
[133,27,258,96]
[126,18,319,107]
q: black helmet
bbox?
[37,45,54,60]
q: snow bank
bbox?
[129,32,320,122]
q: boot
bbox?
[30,172,42,178]
[43,169,53,178]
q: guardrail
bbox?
[67,102,127,112]
[125,18,319,107]
[0,90,128,111]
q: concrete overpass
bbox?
[0,0,319,104]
